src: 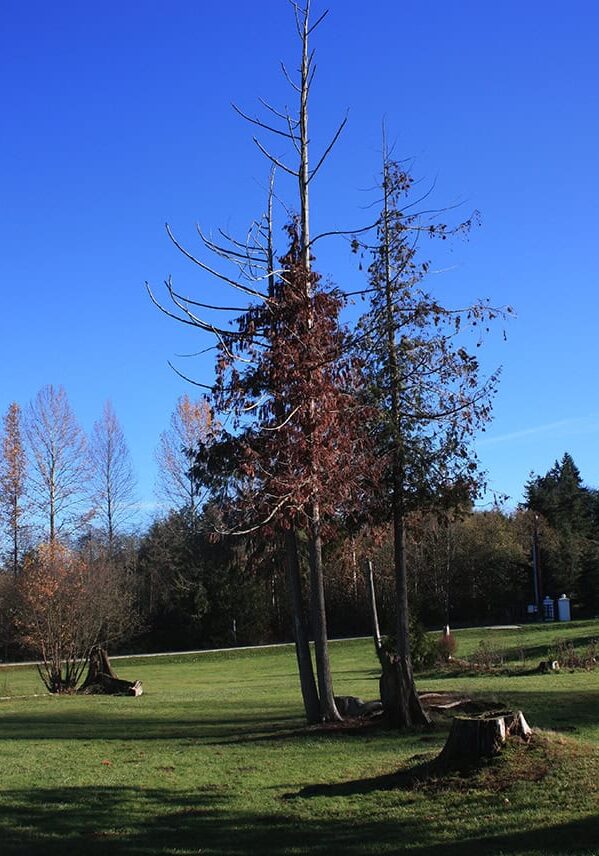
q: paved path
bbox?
[467,625,522,631]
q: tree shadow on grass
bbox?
[202,714,411,747]
[473,687,599,732]
[412,682,599,734]
[2,783,599,855]
[499,633,599,663]
[3,688,596,748]
[285,759,434,799]
[415,815,599,856]
[0,708,301,742]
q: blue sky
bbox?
[1,0,598,522]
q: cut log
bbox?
[334,695,383,718]
[334,695,366,717]
[79,646,142,696]
[437,710,531,769]
[537,660,560,673]
[420,692,473,711]
[92,675,143,696]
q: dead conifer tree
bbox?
[148,3,376,723]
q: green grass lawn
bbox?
[2,622,599,855]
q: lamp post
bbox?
[532,514,543,620]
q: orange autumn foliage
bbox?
[17,542,122,693]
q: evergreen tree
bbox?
[525,453,594,536]
[354,154,506,726]
[525,453,599,608]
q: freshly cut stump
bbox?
[437,710,531,769]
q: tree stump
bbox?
[437,710,531,769]
[79,646,143,696]
[81,646,118,684]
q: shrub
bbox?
[468,639,506,670]
[549,638,599,670]
[381,620,438,670]
[437,630,457,661]
[16,542,135,693]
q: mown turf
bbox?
[2,622,599,855]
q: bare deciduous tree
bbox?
[90,401,137,550]
[0,402,28,576]
[155,395,215,520]
[26,385,90,542]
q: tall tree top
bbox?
[525,452,594,535]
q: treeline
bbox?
[2,377,596,662]
[326,455,599,636]
[118,453,599,649]
[0,386,217,561]
[135,449,599,652]
[0,387,136,562]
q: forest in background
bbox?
[0,384,597,660]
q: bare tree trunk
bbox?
[49,467,55,543]
[298,1,311,268]
[297,2,340,723]
[12,503,18,578]
[265,177,321,725]
[107,490,114,554]
[284,530,321,724]
[445,518,452,625]
[365,559,382,657]
[308,508,341,721]
[393,505,429,726]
